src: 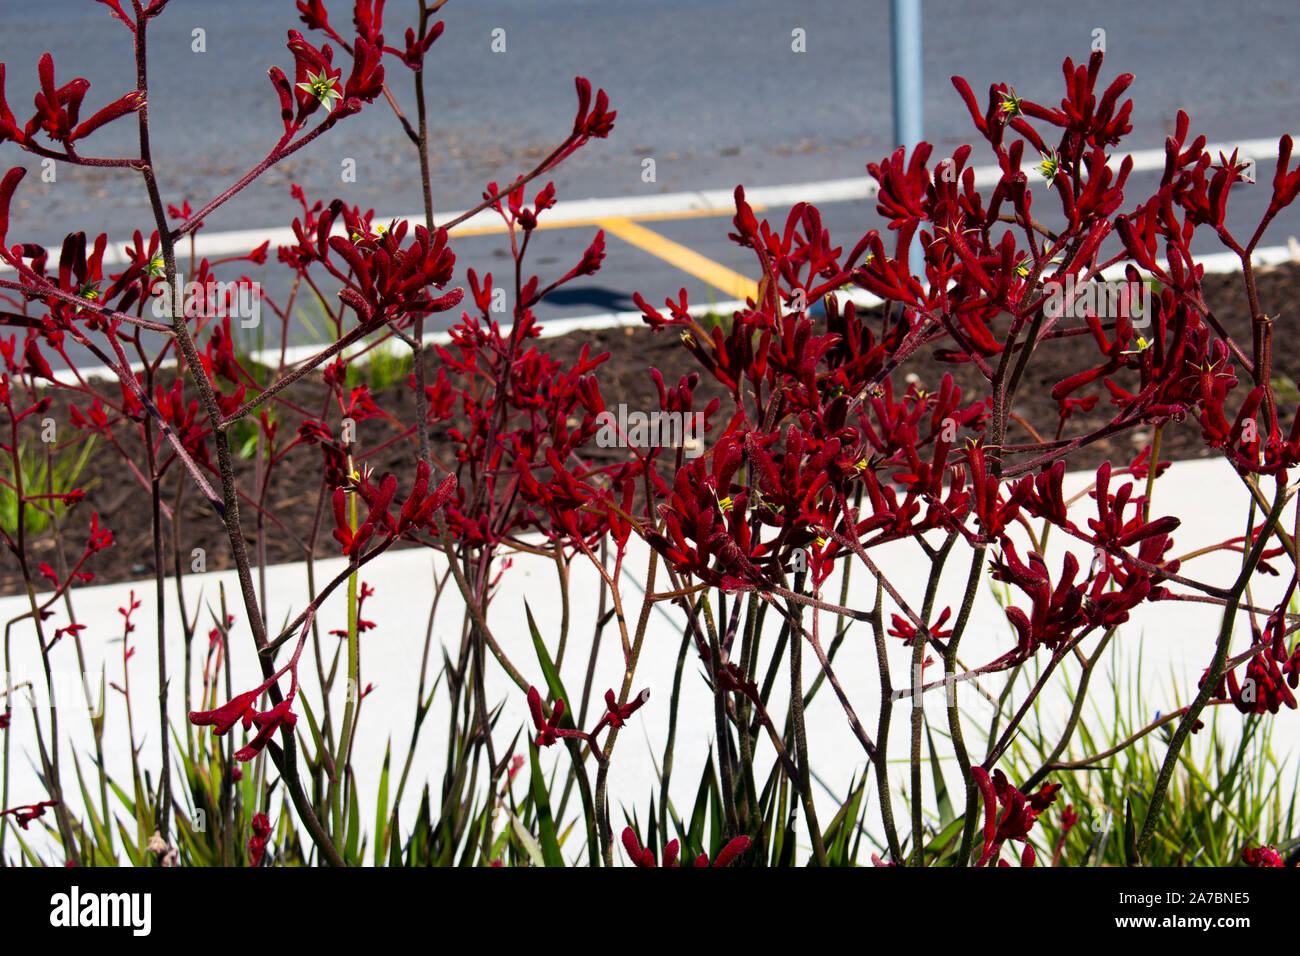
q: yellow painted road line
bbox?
[595,216,759,301]
[446,204,763,238]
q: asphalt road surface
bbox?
[2,0,1299,364]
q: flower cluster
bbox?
[248,813,273,867]
[527,685,649,753]
[0,799,59,830]
[1241,844,1285,867]
[621,826,751,868]
[971,768,1061,867]
[189,683,300,764]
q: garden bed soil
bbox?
[3,261,1298,596]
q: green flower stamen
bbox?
[297,68,341,108]
[998,89,1023,122]
[1038,151,1062,186]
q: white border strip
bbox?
[6,134,1291,271]
[49,242,1300,386]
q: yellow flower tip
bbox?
[1037,151,1061,186]
[998,88,1023,121]
[296,69,341,107]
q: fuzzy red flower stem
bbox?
[999,416,1140,479]
[842,312,937,415]
[863,581,905,862]
[1237,245,1275,428]
[412,0,438,237]
[984,630,1093,771]
[1239,474,1297,563]
[1157,592,1293,619]
[946,540,990,866]
[15,138,141,169]
[783,583,829,865]
[91,328,226,513]
[1,404,77,854]
[759,590,878,762]
[889,654,1027,700]
[1016,626,1117,793]
[826,525,927,631]
[260,536,397,658]
[731,676,799,780]
[573,536,633,661]
[127,0,176,850]
[1045,700,1235,773]
[592,546,664,865]
[762,581,873,621]
[556,728,608,765]
[938,214,1073,860]
[218,315,385,426]
[1097,542,1228,600]
[909,531,957,866]
[167,114,353,245]
[437,133,584,233]
[399,0,453,523]
[408,0,439,463]
[0,279,173,333]
[433,520,529,692]
[127,4,343,867]
[1137,479,1290,856]
[142,371,170,841]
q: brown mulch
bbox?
[3,260,1297,596]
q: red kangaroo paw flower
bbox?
[527,685,566,747]
[189,688,260,736]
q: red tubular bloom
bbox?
[621,827,659,867]
[296,0,330,31]
[235,699,298,762]
[1,52,143,149]
[188,688,260,735]
[708,836,753,868]
[70,89,146,141]
[527,685,565,747]
[971,767,1060,866]
[85,513,113,553]
[1241,845,1285,867]
[1268,135,1300,216]
[398,20,444,70]
[286,29,340,124]
[596,687,649,730]
[572,76,616,139]
[621,826,751,867]
[191,677,299,764]
[343,36,385,103]
[0,166,26,246]
[1,799,60,830]
[887,607,952,646]
[248,813,273,866]
[267,66,296,133]
[0,65,23,145]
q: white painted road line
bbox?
[3,135,1292,271]
[50,241,1300,386]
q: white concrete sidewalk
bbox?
[1,455,1296,862]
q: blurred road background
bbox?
[2,0,1299,357]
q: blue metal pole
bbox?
[891,0,924,270]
